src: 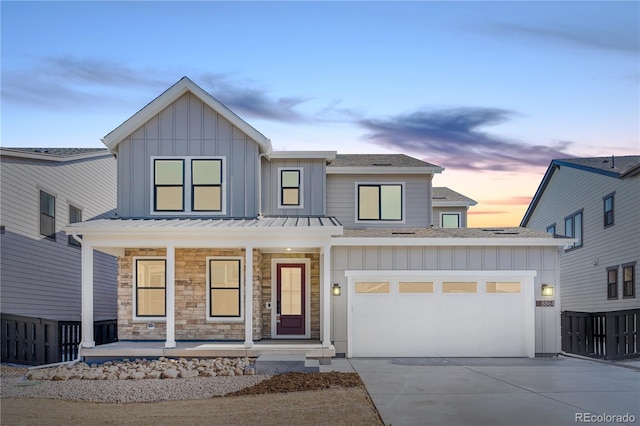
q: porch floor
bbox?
[80,340,335,360]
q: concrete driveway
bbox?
[350,357,640,426]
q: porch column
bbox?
[244,246,254,347]
[81,242,95,348]
[321,243,331,348]
[165,245,176,348]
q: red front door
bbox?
[276,264,305,335]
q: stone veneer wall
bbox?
[260,253,321,340]
[118,248,263,341]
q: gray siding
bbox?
[117,92,260,218]
[261,158,326,216]
[326,174,432,227]
[0,154,118,321]
[525,167,640,312]
[331,245,560,355]
[432,207,469,227]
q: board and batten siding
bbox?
[330,245,561,356]
[526,166,640,312]
[117,92,260,218]
[260,158,326,216]
[0,154,118,321]
[326,174,432,228]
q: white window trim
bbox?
[270,257,311,339]
[440,212,461,228]
[206,256,244,322]
[150,156,227,216]
[277,167,304,209]
[354,182,406,224]
[132,256,167,322]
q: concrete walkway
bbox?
[350,356,640,426]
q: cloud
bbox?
[467,210,509,215]
[482,196,533,206]
[359,107,574,171]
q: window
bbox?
[154,160,184,211]
[279,169,302,208]
[39,191,55,240]
[152,157,225,214]
[486,282,521,293]
[399,282,433,293]
[355,282,390,293]
[546,224,556,235]
[607,267,618,300]
[441,213,461,228]
[603,193,614,228]
[357,184,402,221]
[443,282,477,293]
[623,263,635,298]
[209,259,241,317]
[192,159,222,211]
[564,211,583,250]
[136,259,166,317]
[68,205,82,247]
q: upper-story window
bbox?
[441,213,460,228]
[68,205,82,247]
[357,183,403,221]
[152,157,225,215]
[607,266,618,300]
[564,210,583,251]
[623,262,635,299]
[39,190,56,240]
[278,168,303,209]
[546,224,556,235]
[603,193,614,228]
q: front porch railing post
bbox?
[321,243,331,348]
[81,241,95,348]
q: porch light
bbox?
[332,283,342,296]
[541,284,554,297]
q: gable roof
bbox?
[0,147,112,162]
[521,155,640,226]
[432,187,477,207]
[327,154,443,175]
[101,76,272,153]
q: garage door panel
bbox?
[351,274,532,357]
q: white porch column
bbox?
[165,245,176,348]
[81,242,95,348]
[244,246,254,347]
[321,243,331,348]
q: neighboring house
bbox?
[432,187,477,227]
[0,148,119,364]
[521,156,640,359]
[67,77,572,360]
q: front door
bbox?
[276,263,306,335]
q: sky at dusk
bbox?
[2,1,638,227]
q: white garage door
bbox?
[348,271,535,358]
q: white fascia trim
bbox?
[269,151,337,161]
[332,237,574,248]
[101,77,271,153]
[344,269,537,279]
[327,166,444,175]
[433,201,477,207]
[0,149,112,162]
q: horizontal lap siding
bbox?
[0,155,117,321]
[526,167,640,312]
[118,92,259,218]
[326,174,432,227]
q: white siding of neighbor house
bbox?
[525,166,640,312]
[117,92,260,218]
[261,158,326,216]
[331,245,561,356]
[0,154,118,321]
[326,174,432,228]
[432,207,469,227]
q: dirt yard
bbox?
[1,368,383,426]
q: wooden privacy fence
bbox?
[1,314,117,365]
[561,309,640,360]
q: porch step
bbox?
[254,354,320,374]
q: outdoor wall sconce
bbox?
[332,283,342,296]
[541,284,554,297]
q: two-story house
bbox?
[521,156,640,359]
[0,148,118,364]
[67,77,572,360]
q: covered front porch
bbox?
[66,217,343,359]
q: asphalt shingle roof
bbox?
[557,156,640,176]
[328,154,440,168]
[432,187,477,204]
[2,148,109,157]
